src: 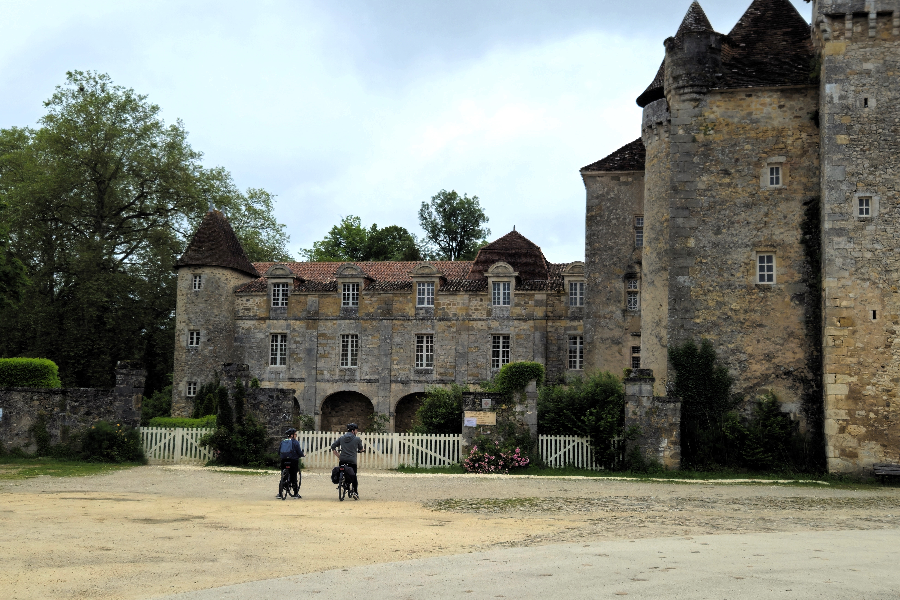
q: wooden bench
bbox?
[873,463,900,483]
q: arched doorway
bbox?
[394,393,426,433]
[320,391,374,432]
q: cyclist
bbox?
[278,428,305,499]
[331,423,365,500]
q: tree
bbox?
[0,71,289,391]
[418,190,490,260]
[301,215,422,262]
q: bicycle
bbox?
[335,464,358,501]
[278,459,293,500]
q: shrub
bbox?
[148,416,216,428]
[493,361,545,395]
[29,411,53,456]
[292,414,315,431]
[368,413,390,433]
[200,381,271,467]
[538,371,625,468]
[80,421,146,463]
[0,358,62,388]
[411,384,465,434]
[463,439,530,474]
[723,392,807,472]
[141,384,172,425]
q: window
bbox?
[272,283,289,308]
[340,334,359,367]
[491,335,510,369]
[568,335,584,370]
[186,381,198,397]
[626,278,640,311]
[188,330,200,347]
[569,281,585,307]
[191,274,202,291]
[417,282,435,307]
[415,334,434,368]
[858,197,871,217]
[635,215,644,247]
[769,166,781,187]
[631,346,641,369]
[342,283,359,307]
[492,282,511,306]
[757,253,775,284]
[270,333,287,366]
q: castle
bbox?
[174,0,899,473]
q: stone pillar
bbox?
[113,361,145,426]
[624,369,681,469]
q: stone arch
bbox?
[320,391,374,432]
[394,393,426,433]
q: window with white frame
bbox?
[272,283,289,307]
[491,335,510,369]
[635,215,644,247]
[569,281,585,307]
[340,334,359,367]
[415,334,434,368]
[270,333,287,366]
[858,197,871,217]
[342,283,359,307]
[631,346,641,369]
[626,278,640,312]
[191,274,202,291]
[757,253,775,284]
[568,335,584,370]
[417,282,435,307]
[769,165,781,187]
[492,282,511,306]
[186,381,198,397]
[188,330,201,347]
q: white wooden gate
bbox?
[140,427,215,465]
[296,431,462,469]
[539,434,597,469]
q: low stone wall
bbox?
[0,363,145,453]
[624,370,681,469]
[461,382,538,456]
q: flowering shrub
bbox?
[463,442,530,474]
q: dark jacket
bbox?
[279,438,304,460]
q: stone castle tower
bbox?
[581,0,899,473]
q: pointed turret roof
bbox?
[636,60,666,108]
[581,138,646,173]
[673,1,714,41]
[467,230,549,282]
[175,210,260,277]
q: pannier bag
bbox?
[331,466,341,484]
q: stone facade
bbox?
[0,362,144,452]
[582,0,900,473]
[174,225,584,432]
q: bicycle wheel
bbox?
[338,472,346,501]
[280,470,290,500]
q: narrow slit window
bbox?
[769,165,781,187]
[872,310,878,320]
[635,215,644,247]
[864,98,869,108]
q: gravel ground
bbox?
[2,465,899,600]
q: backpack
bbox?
[279,439,296,459]
[331,466,341,484]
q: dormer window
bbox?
[492,282,511,306]
[272,283,289,308]
[569,282,584,307]
[342,283,359,307]
[417,282,434,307]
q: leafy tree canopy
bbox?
[301,215,422,262]
[418,189,490,261]
[0,71,289,391]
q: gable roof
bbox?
[581,138,646,173]
[635,0,814,107]
[175,210,259,278]
[468,230,549,282]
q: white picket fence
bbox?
[139,427,614,470]
[141,427,215,465]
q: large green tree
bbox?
[418,189,490,260]
[0,71,289,391]
[301,215,421,262]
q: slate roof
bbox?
[635,0,814,107]
[236,231,571,294]
[581,138,646,173]
[175,210,260,278]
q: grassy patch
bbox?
[0,457,140,480]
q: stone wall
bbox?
[460,385,537,457]
[0,363,144,453]
[623,370,681,469]
[816,4,900,471]
[582,169,644,374]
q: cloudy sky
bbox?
[1,0,811,263]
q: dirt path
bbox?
[2,466,899,600]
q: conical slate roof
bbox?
[468,230,549,282]
[581,138,646,173]
[636,60,666,108]
[672,1,714,41]
[175,210,260,277]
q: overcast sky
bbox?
[1,0,811,263]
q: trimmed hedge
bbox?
[148,416,217,429]
[0,358,62,388]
